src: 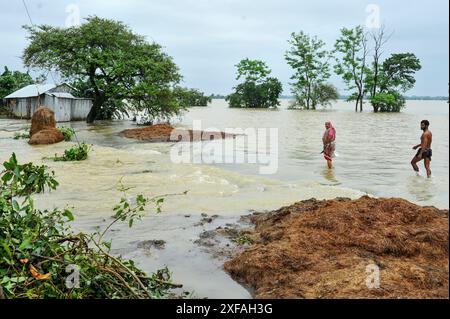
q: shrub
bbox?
[370,92,406,113]
[58,127,76,141]
[52,143,92,162]
[0,153,183,299]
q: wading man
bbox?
[411,120,433,178]
[322,121,336,169]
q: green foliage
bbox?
[58,127,76,142]
[367,52,421,113]
[285,31,332,110]
[13,132,30,140]
[378,53,422,94]
[312,83,340,109]
[51,143,92,162]
[334,26,369,111]
[226,59,282,108]
[234,234,254,246]
[235,58,272,82]
[1,153,59,197]
[0,66,37,99]
[0,154,182,299]
[370,92,406,113]
[173,87,212,107]
[23,16,184,123]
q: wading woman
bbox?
[322,121,336,169]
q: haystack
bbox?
[28,106,64,145]
[224,196,449,299]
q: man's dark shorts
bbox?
[416,148,432,161]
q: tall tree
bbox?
[22,16,183,123]
[334,26,369,112]
[367,26,392,99]
[285,31,332,110]
[235,58,272,82]
[226,59,282,108]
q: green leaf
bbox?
[62,209,75,221]
[19,238,32,251]
[12,200,20,212]
[1,242,12,260]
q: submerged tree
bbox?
[285,31,333,110]
[22,16,183,123]
[334,26,369,112]
[311,83,340,109]
[366,26,392,100]
[370,53,422,112]
[226,59,282,108]
[173,87,212,107]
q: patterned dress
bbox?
[323,128,336,162]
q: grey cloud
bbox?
[1,0,448,96]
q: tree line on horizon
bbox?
[0,16,427,123]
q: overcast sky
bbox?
[1,0,448,96]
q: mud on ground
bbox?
[223,196,449,299]
[119,124,235,142]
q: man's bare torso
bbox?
[421,130,432,149]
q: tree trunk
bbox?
[359,97,363,112]
[86,104,98,123]
[372,62,379,98]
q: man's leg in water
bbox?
[424,158,432,178]
[327,160,333,169]
[411,155,422,173]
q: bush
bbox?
[370,92,406,113]
[51,143,92,162]
[58,127,76,141]
[0,153,183,299]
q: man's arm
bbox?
[413,134,424,150]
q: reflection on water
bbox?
[407,176,435,203]
[321,167,340,186]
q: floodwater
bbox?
[0,99,448,298]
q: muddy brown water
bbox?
[0,99,447,298]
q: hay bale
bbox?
[28,129,64,145]
[224,196,449,299]
[28,106,64,145]
[29,106,57,137]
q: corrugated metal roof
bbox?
[4,84,58,99]
[46,92,76,99]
